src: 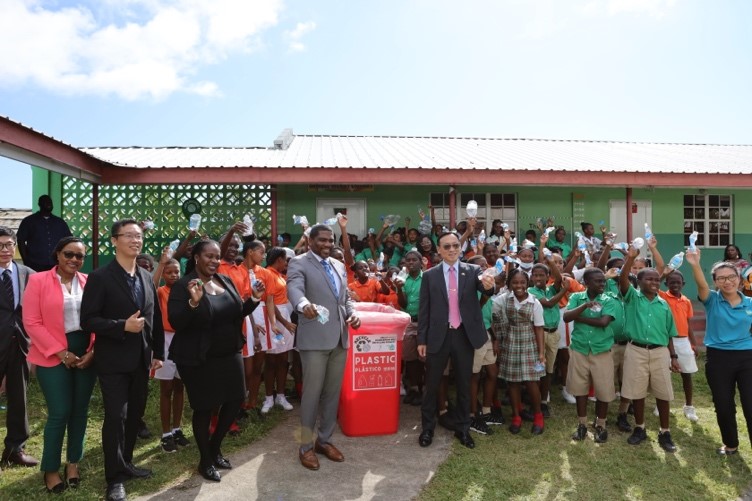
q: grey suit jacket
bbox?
[0,262,34,355]
[286,251,354,351]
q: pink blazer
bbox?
[23,267,94,367]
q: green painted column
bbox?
[30,166,64,216]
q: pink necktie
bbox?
[448,266,460,328]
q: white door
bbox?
[609,200,652,258]
[316,198,367,242]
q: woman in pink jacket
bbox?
[23,236,95,494]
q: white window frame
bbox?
[683,194,733,248]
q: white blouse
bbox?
[58,274,83,333]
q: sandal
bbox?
[65,463,81,488]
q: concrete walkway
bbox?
[136,404,452,501]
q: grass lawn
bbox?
[419,355,752,501]
[0,377,284,500]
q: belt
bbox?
[448,324,463,331]
[543,327,558,333]
[615,340,629,346]
[630,341,663,350]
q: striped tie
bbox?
[2,269,13,308]
[321,259,339,295]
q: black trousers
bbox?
[705,347,752,449]
[0,339,29,452]
[421,326,474,433]
[98,366,149,484]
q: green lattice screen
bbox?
[62,177,271,260]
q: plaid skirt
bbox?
[498,327,540,382]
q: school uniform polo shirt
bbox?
[348,278,381,303]
[702,290,752,350]
[567,292,618,355]
[401,272,422,318]
[603,280,627,342]
[623,285,677,346]
[658,290,693,338]
[528,285,561,329]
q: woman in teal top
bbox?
[687,250,752,455]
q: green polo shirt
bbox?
[603,279,627,342]
[528,285,560,330]
[623,285,678,346]
[479,291,494,330]
[355,246,382,263]
[548,239,572,257]
[401,272,422,318]
[567,292,618,355]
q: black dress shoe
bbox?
[454,431,475,449]
[198,464,221,482]
[125,462,152,478]
[2,448,39,467]
[418,429,434,447]
[106,482,126,501]
[214,454,232,469]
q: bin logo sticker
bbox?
[353,334,398,391]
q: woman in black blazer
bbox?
[168,240,264,482]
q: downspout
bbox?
[92,183,99,269]
[625,187,633,243]
[448,186,456,230]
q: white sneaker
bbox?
[275,394,293,411]
[400,383,407,396]
[683,405,699,422]
[561,387,576,404]
[261,396,274,414]
[653,406,660,416]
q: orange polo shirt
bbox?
[550,277,585,308]
[265,267,288,305]
[378,289,399,309]
[348,278,381,303]
[658,289,693,337]
[218,261,251,299]
[157,285,174,332]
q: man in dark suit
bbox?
[287,224,361,471]
[81,219,164,501]
[417,231,495,449]
[0,226,38,469]
[16,195,72,271]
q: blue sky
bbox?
[2,0,751,208]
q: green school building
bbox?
[3,117,752,300]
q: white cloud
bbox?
[284,21,316,52]
[0,0,285,100]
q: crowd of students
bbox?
[4,205,752,496]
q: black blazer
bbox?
[0,263,34,355]
[81,260,164,374]
[417,261,493,354]
[167,272,259,366]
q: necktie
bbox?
[448,266,460,329]
[2,269,14,309]
[321,260,339,295]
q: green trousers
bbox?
[35,331,97,472]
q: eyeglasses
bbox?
[62,251,85,260]
[0,242,16,250]
[115,233,143,241]
[441,243,461,250]
[715,274,739,283]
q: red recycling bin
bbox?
[338,302,411,437]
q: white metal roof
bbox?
[80,135,752,175]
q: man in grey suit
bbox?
[417,231,495,450]
[0,226,38,468]
[287,224,361,471]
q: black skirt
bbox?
[178,353,246,411]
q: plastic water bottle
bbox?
[577,236,587,252]
[368,227,376,235]
[510,238,518,254]
[542,247,552,258]
[167,239,180,257]
[614,242,630,252]
[418,219,432,235]
[466,200,478,218]
[292,214,309,226]
[631,237,645,250]
[523,239,536,249]
[544,226,556,237]
[395,267,409,284]
[584,250,593,267]
[668,252,685,270]
[644,222,653,239]
[189,214,202,232]
[143,219,155,231]
[418,206,426,219]
[470,237,477,251]
[689,231,698,252]
[316,305,330,325]
[323,217,338,225]
[478,229,486,244]
[248,269,259,292]
[589,302,603,313]
[495,258,505,274]
[501,223,509,231]
[277,235,284,245]
[381,214,400,226]
[242,214,254,236]
[533,361,546,376]
[376,252,384,270]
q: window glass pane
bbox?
[709,195,719,206]
[720,195,731,207]
[430,193,445,206]
[490,194,503,205]
[683,195,693,205]
[694,208,705,219]
[475,193,487,205]
[503,194,516,206]
[720,234,730,246]
[694,195,705,205]
[459,193,472,205]
[720,207,731,219]
[710,234,719,246]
